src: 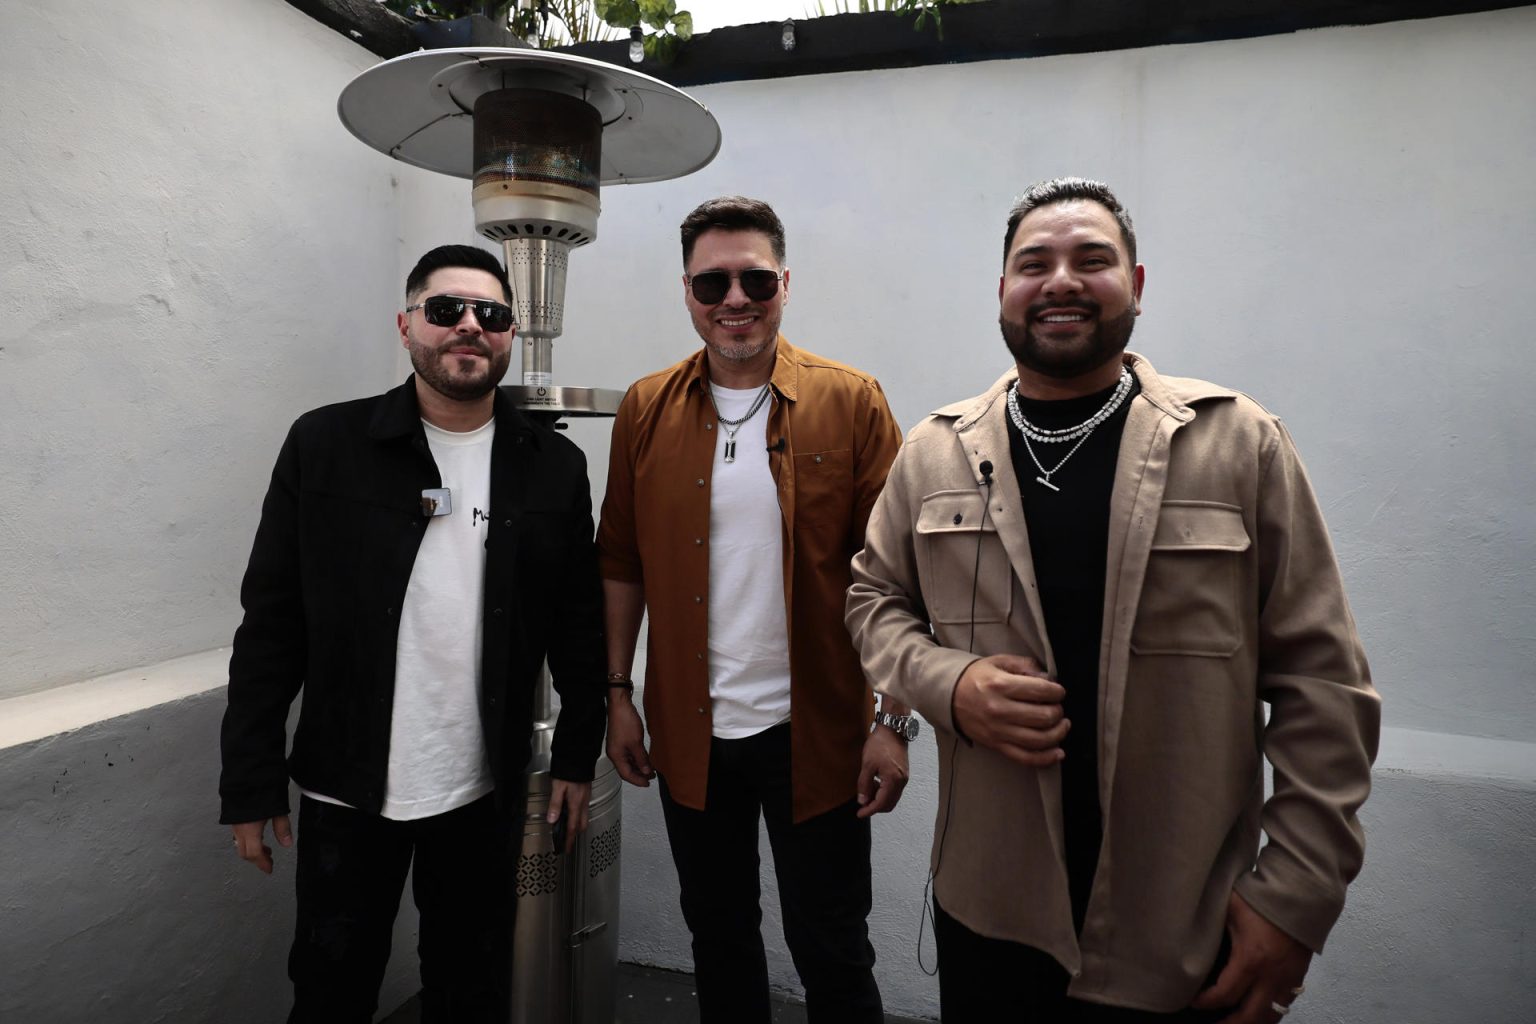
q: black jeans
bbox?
[657,722,883,1024]
[934,898,1230,1023]
[287,793,518,1024]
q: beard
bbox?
[408,334,511,401]
[1000,300,1137,380]
[695,306,783,366]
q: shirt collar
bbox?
[368,376,540,446]
[684,334,800,403]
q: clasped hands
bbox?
[951,653,1068,767]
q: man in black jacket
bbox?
[219,245,606,1023]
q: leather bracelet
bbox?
[606,672,634,692]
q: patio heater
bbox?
[338,47,720,1024]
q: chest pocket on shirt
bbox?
[916,490,1013,625]
[1131,501,1250,657]
[793,449,852,529]
[301,486,420,577]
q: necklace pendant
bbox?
[1036,475,1061,492]
[723,438,736,463]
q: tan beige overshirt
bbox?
[599,338,902,822]
[846,353,1379,1010]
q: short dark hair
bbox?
[1003,178,1137,268]
[680,196,786,268]
[405,244,513,303]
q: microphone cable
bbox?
[918,458,994,976]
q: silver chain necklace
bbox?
[711,383,772,463]
[1007,368,1134,492]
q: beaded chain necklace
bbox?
[1006,366,1134,492]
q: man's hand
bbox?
[547,779,592,854]
[231,816,292,875]
[1191,891,1312,1023]
[951,654,1068,767]
[856,725,910,818]
[606,696,655,787]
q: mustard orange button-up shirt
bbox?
[597,338,902,822]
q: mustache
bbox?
[1025,299,1100,320]
[437,340,493,358]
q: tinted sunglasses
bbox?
[687,269,782,305]
[406,294,516,333]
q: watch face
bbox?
[903,718,920,741]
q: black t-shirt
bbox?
[1005,372,1140,933]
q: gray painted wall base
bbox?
[0,691,420,1024]
[3,686,1531,1022]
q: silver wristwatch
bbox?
[874,711,920,742]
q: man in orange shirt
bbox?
[597,196,910,1023]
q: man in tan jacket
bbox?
[845,178,1378,1023]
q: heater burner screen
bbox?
[473,90,601,194]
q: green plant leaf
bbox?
[642,31,680,63]
[637,0,675,29]
[671,10,693,40]
[595,0,641,29]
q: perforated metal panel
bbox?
[516,848,562,898]
[587,819,621,879]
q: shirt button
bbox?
[953,514,963,525]
[705,422,713,431]
[697,707,706,715]
[694,595,702,603]
[493,607,503,616]
[504,519,513,527]
[696,479,705,487]
[696,652,704,660]
[694,537,703,546]
[814,454,823,464]
[385,607,394,617]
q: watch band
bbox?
[874,710,920,742]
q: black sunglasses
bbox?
[687,269,782,305]
[406,294,516,333]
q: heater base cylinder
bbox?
[512,754,622,1024]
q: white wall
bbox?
[561,7,1536,745]
[0,0,461,702]
[542,7,1536,1021]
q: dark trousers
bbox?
[934,899,1229,1023]
[657,722,883,1024]
[288,793,518,1024]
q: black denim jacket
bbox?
[219,378,606,824]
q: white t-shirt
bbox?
[707,383,792,739]
[300,418,496,818]
[380,417,497,819]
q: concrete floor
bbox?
[381,961,931,1023]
